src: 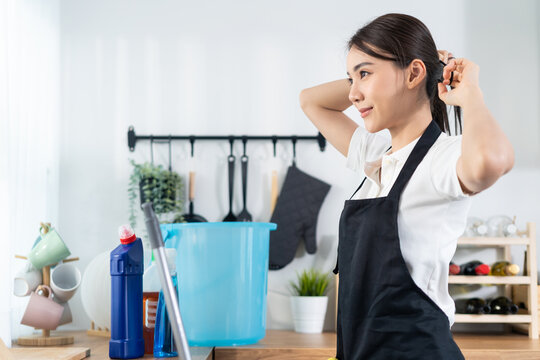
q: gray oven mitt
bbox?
[269,165,331,270]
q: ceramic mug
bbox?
[28,228,71,269]
[53,297,73,326]
[50,263,81,302]
[13,262,42,297]
[20,285,63,330]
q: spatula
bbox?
[237,154,252,222]
[223,154,237,221]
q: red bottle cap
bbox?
[449,264,460,275]
[119,224,137,244]
[475,264,490,275]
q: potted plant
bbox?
[289,268,331,333]
[128,160,186,227]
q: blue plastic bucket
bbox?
[160,222,277,346]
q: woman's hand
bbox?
[436,51,483,108]
[437,49,453,64]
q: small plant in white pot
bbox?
[289,268,331,333]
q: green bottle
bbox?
[490,261,520,276]
[487,296,518,314]
[455,298,491,314]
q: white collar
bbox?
[383,135,421,162]
[363,135,422,185]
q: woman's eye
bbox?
[348,71,369,85]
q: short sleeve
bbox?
[430,135,469,200]
[346,126,391,173]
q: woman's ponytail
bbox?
[429,62,462,135]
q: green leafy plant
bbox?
[128,160,186,227]
[289,268,331,296]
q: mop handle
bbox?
[142,202,192,360]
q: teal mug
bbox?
[28,228,71,269]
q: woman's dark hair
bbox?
[347,13,462,135]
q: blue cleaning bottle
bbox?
[154,248,178,357]
[109,224,145,359]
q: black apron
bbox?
[332,121,464,360]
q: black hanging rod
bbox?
[127,126,326,152]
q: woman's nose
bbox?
[348,84,362,103]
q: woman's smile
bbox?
[358,107,373,117]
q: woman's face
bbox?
[346,46,411,133]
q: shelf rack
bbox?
[126,126,327,153]
[450,222,538,339]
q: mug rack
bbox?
[127,126,327,154]
[15,222,80,347]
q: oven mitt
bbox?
[269,165,331,270]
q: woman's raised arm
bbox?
[438,57,514,194]
[299,79,358,157]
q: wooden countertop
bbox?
[213,331,540,360]
[215,330,336,359]
[12,331,212,360]
[12,330,540,359]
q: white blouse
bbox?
[346,125,472,326]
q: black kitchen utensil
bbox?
[223,139,237,222]
[181,139,207,223]
[237,139,252,222]
[270,137,279,214]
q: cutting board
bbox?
[8,346,90,359]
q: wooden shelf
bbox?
[453,222,538,339]
[455,314,532,323]
[457,237,529,246]
[449,276,531,285]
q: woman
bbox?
[299,13,514,359]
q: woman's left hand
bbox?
[437,57,483,107]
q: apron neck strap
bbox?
[348,142,391,200]
[349,177,367,201]
[387,120,441,199]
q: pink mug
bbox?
[20,285,63,330]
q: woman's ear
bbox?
[407,59,427,89]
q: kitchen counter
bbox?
[12,331,213,360]
[11,330,540,359]
[12,330,336,359]
[214,330,336,359]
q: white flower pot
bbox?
[290,296,328,333]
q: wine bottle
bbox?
[490,261,520,276]
[523,250,528,276]
[455,298,491,314]
[449,262,461,275]
[487,296,519,314]
[460,260,490,276]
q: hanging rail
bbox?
[127,126,327,152]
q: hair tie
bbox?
[437,60,453,85]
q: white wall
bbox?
[464,0,540,168]
[39,0,540,334]
[4,0,61,342]
[448,1,540,331]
